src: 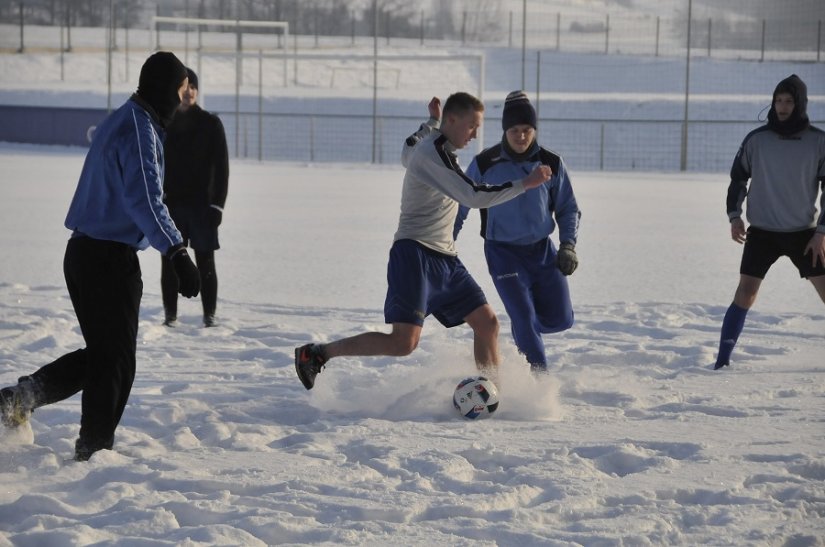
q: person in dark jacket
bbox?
[454,91,581,373]
[161,67,229,328]
[714,74,825,370]
[0,52,201,461]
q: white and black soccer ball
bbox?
[453,376,499,419]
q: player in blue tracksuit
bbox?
[0,52,201,461]
[455,91,581,372]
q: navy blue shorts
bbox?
[384,239,488,328]
[167,204,220,252]
[741,227,825,279]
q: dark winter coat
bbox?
[163,104,229,209]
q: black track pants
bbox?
[31,236,142,450]
[161,249,217,318]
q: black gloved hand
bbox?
[556,242,578,276]
[207,206,223,228]
[168,245,200,298]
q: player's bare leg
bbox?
[324,323,422,358]
[810,275,825,304]
[464,304,500,374]
[733,274,762,309]
[295,323,422,390]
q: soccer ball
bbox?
[453,376,499,419]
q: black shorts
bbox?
[740,227,825,279]
[167,204,220,252]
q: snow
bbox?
[2,28,825,547]
[2,144,824,545]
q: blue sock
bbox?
[715,303,748,367]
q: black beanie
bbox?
[767,74,809,136]
[136,51,188,128]
[502,90,537,131]
[186,67,198,90]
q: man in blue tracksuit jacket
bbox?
[455,91,581,372]
[0,52,201,461]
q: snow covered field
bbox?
[1,15,825,544]
[1,143,823,545]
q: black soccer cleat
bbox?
[295,344,327,390]
[0,377,37,428]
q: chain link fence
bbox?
[0,0,823,172]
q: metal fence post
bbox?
[605,14,609,54]
[106,0,113,112]
[680,0,692,172]
[124,1,130,82]
[17,1,24,53]
[760,19,766,62]
[535,50,541,119]
[309,116,315,162]
[372,0,378,164]
[65,1,72,52]
[184,0,189,65]
[707,18,711,57]
[155,4,160,50]
[556,12,561,51]
[655,16,659,57]
[521,0,526,90]
[60,24,65,80]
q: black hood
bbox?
[767,74,809,136]
[136,52,187,128]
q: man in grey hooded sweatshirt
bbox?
[714,74,825,370]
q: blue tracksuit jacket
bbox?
[454,142,580,245]
[64,96,183,254]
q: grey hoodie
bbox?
[727,124,825,234]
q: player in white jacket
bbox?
[295,92,551,390]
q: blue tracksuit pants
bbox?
[484,238,573,368]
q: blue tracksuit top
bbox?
[454,142,580,245]
[64,96,183,254]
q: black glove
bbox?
[207,206,223,228]
[556,242,578,276]
[168,245,200,298]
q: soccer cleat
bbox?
[74,436,114,462]
[295,344,327,390]
[0,377,37,428]
[530,363,550,376]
